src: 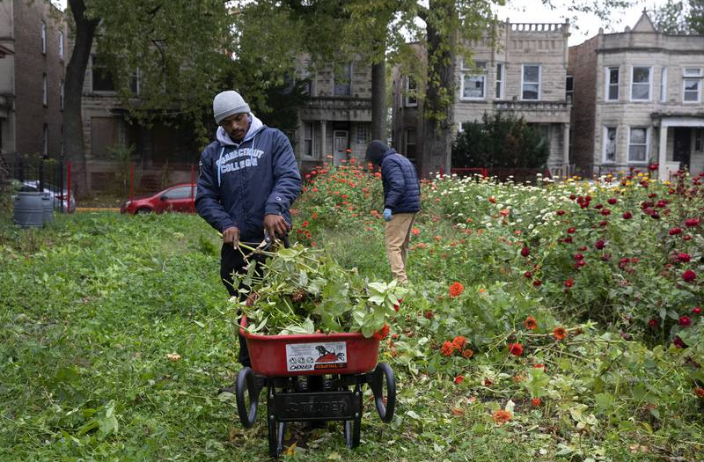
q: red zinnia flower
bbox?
[556,210,565,216]
[648,319,658,328]
[622,211,633,219]
[524,316,538,330]
[608,198,617,205]
[682,269,697,282]
[677,253,691,263]
[573,253,584,261]
[695,388,704,398]
[564,279,574,288]
[440,341,454,357]
[679,316,691,327]
[673,336,687,348]
[685,218,700,227]
[533,279,542,287]
[669,227,682,236]
[449,282,465,298]
[508,343,524,356]
[533,363,546,371]
[594,240,606,250]
[521,247,530,258]
[524,271,532,279]
[452,335,467,350]
[693,307,702,315]
[552,327,567,340]
[567,227,576,234]
[531,397,542,406]
[373,324,390,340]
[454,375,465,385]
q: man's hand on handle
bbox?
[264,214,291,240]
[222,226,240,247]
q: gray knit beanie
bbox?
[213,90,251,124]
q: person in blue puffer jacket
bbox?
[197,90,301,366]
[365,140,421,284]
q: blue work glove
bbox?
[383,208,392,222]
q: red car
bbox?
[120,183,197,214]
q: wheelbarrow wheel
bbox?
[235,367,259,428]
[371,362,395,423]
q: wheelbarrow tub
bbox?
[240,317,380,377]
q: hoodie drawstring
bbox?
[217,146,225,187]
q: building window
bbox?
[60,80,64,110]
[606,67,619,101]
[631,66,651,101]
[42,74,48,106]
[405,77,418,107]
[92,56,116,92]
[628,127,649,163]
[695,129,703,151]
[405,128,417,163]
[660,67,667,102]
[333,62,352,96]
[496,63,504,99]
[356,124,368,144]
[41,22,46,54]
[42,124,48,156]
[131,70,141,95]
[566,75,574,101]
[303,122,314,158]
[461,60,486,100]
[59,31,64,60]
[603,127,617,163]
[521,65,541,100]
[683,67,702,103]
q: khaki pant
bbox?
[385,213,416,284]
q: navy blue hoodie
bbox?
[196,114,302,241]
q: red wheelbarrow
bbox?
[234,317,396,458]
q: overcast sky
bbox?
[53,0,667,46]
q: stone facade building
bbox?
[292,57,372,173]
[0,0,67,159]
[568,12,704,178]
[392,20,572,176]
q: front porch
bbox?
[654,115,704,179]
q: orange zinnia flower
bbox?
[462,348,474,359]
[411,227,420,236]
[531,398,542,406]
[552,327,567,341]
[452,335,467,350]
[449,282,465,298]
[524,316,538,330]
[440,341,454,357]
[492,410,512,425]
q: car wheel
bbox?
[136,207,151,214]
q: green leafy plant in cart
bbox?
[228,242,405,337]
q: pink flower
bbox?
[682,269,697,283]
[677,253,691,263]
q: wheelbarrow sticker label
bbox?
[285,342,347,371]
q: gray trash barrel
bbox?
[13,191,44,228]
[42,193,54,225]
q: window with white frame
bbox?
[495,63,504,99]
[605,67,619,101]
[41,22,46,54]
[60,80,64,110]
[59,31,64,60]
[333,62,352,96]
[42,74,48,106]
[660,67,667,102]
[303,122,314,158]
[356,124,368,144]
[628,127,649,163]
[461,60,486,100]
[683,67,702,103]
[603,127,617,163]
[522,65,541,100]
[631,66,651,101]
[405,77,418,106]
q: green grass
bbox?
[1,213,702,461]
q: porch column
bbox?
[658,125,668,180]
[320,120,326,160]
[563,123,570,166]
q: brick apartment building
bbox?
[0,0,67,159]
[569,11,704,178]
[393,20,573,177]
